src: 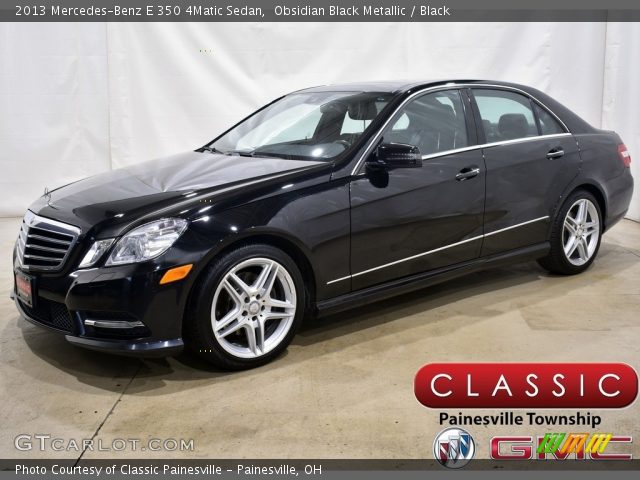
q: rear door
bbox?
[469,87,581,256]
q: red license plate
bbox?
[15,271,34,307]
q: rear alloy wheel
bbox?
[562,198,600,266]
[538,190,602,275]
[185,244,306,370]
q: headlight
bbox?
[105,218,188,266]
[79,239,115,268]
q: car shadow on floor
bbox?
[295,262,543,345]
[11,242,639,394]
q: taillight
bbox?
[618,144,631,168]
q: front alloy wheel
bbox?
[185,244,305,370]
[212,258,297,359]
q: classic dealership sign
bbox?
[414,363,638,408]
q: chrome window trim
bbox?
[351,83,571,176]
[416,133,571,163]
[326,215,549,285]
[470,85,570,132]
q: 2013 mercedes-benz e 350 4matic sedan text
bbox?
[12,80,633,369]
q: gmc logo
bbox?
[491,435,633,460]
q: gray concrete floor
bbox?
[1,217,639,460]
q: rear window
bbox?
[534,103,565,135]
[473,89,538,142]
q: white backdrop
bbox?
[1,22,638,220]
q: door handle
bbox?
[546,147,565,159]
[455,166,480,181]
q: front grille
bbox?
[19,298,75,333]
[16,211,80,272]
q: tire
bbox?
[185,244,307,370]
[538,190,603,275]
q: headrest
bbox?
[431,103,455,119]
[320,101,348,115]
[498,113,528,139]
[348,101,378,120]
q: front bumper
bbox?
[14,293,184,356]
[12,254,192,357]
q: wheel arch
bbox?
[184,230,318,326]
[569,182,608,230]
[224,233,317,304]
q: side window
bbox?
[473,89,538,142]
[385,90,469,156]
[391,113,409,131]
[534,103,565,135]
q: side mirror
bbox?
[370,143,422,169]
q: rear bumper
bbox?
[604,170,634,231]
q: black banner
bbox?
[4,0,640,22]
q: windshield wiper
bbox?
[227,150,256,157]
[201,146,226,154]
[203,146,288,159]
[203,146,269,158]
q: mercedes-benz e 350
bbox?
[13,80,633,369]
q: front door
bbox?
[349,89,486,291]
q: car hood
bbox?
[29,151,326,235]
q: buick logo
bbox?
[433,427,475,469]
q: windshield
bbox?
[207,91,393,160]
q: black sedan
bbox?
[12,80,634,369]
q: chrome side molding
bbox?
[326,216,550,285]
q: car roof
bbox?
[292,79,596,134]
[296,79,508,94]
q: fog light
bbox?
[159,264,193,285]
